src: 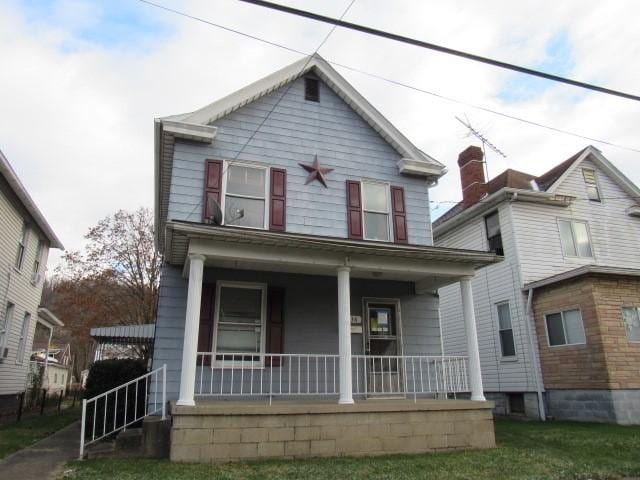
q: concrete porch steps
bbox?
[84,417,171,459]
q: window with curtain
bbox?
[0,303,15,359]
[497,303,516,357]
[362,182,390,241]
[622,307,640,342]
[214,284,266,362]
[224,164,267,229]
[558,219,593,258]
[545,309,586,346]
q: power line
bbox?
[138,0,640,153]
[237,0,640,103]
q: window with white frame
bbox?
[32,238,43,283]
[622,307,640,342]
[16,312,31,364]
[214,283,266,362]
[362,181,391,241]
[0,303,15,359]
[558,219,593,258]
[224,164,268,229]
[497,302,516,357]
[15,223,28,270]
[545,308,586,347]
[582,168,601,202]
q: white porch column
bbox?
[177,254,206,406]
[337,266,353,404]
[460,276,486,401]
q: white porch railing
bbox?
[195,353,469,399]
[79,364,166,459]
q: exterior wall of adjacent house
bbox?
[511,158,640,285]
[436,153,640,422]
[532,274,640,424]
[151,265,442,403]
[436,201,541,418]
[0,176,50,415]
[166,76,434,246]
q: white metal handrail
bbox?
[196,353,340,398]
[79,364,166,459]
[195,353,468,400]
[351,355,469,399]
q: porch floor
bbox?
[173,398,491,416]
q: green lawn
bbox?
[64,420,640,480]
[0,407,80,459]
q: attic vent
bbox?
[305,77,319,102]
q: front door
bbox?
[363,299,404,396]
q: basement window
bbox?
[485,211,503,256]
[304,77,319,102]
[508,393,525,414]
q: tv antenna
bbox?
[456,115,507,180]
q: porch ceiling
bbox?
[165,221,500,288]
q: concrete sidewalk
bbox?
[0,420,80,480]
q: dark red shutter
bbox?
[391,186,408,244]
[197,284,216,366]
[203,160,223,222]
[346,180,363,240]
[266,287,284,367]
[269,168,286,231]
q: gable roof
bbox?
[0,150,63,249]
[154,54,445,249]
[433,145,640,233]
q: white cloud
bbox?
[1,0,638,271]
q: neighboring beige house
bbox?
[0,149,63,416]
[434,145,640,424]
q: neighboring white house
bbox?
[434,145,640,424]
[0,149,63,416]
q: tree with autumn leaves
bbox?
[43,208,161,381]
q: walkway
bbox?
[0,420,80,480]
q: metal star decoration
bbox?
[299,155,333,188]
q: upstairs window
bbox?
[558,219,593,258]
[0,303,15,360]
[546,308,586,347]
[304,77,319,102]
[497,302,516,357]
[485,211,503,256]
[224,164,268,229]
[622,307,640,342]
[582,168,601,202]
[362,182,391,241]
[15,223,28,270]
[32,239,43,283]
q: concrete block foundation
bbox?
[170,399,495,463]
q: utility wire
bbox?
[138,0,640,154]
[238,0,640,103]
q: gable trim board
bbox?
[154,54,444,250]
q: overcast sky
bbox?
[2,0,639,270]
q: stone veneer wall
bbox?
[170,400,495,463]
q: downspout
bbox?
[525,288,546,421]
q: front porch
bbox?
[155,222,499,461]
[170,398,495,462]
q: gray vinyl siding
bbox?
[151,264,441,402]
[0,178,50,396]
[436,203,538,392]
[513,158,640,285]
[167,76,433,245]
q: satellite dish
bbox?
[206,197,223,225]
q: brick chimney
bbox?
[458,146,487,208]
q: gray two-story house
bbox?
[435,145,640,425]
[149,54,500,462]
[0,149,63,416]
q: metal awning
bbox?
[90,324,155,345]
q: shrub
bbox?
[83,359,148,440]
